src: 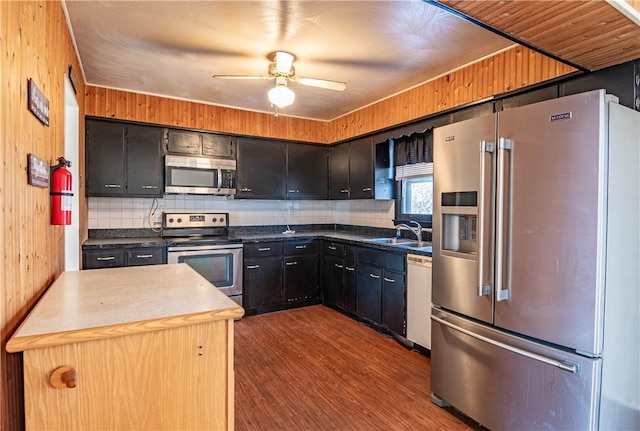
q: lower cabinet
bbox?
[82,246,165,270]
[321,242,356,313]
[322,240,407,336]
[357,248,406,336]
[243,240,320,314]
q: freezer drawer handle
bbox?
[431,315,580,374]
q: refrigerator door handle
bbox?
[431,315,580,373]
[495,138,512,301]
[477,140,494,297]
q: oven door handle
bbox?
[167,244,243,253]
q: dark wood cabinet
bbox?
[244,240,320,313]
[349,136,374,199]
[236,138,286,199]
[321,241,356,312]
[244,241,284,309]
[329,137,374,199]
[85,120,126,196]
[329,143,350,199]
[126,125,164,196]
[284,240,320,302]
[82,246,165,270]
[165,128,235,158]
[356,263,382,323]
[86,119,163,197]
[244,256,283,309]
[286,144,328,199]
[356,247,406,335]
[382,270,406,335]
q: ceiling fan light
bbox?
[274,51,295,75]
[268,84,295,108]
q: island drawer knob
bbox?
[50,366,77,389]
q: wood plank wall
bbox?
[84,89,331,143]
[86,46,575,144]
[0,2,86,430]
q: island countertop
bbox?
[6,263,244,353]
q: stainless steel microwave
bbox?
[165,155,236,195]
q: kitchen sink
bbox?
[365,237,412,244]
[397,241,432,251]
[365,238,432,251]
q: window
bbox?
[395,162,433,227]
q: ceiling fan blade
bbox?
[294,77,347,91]
[212,75,273,80]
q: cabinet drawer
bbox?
[285,240,319,256]
[127,247,165,266]
[322,241,344,257]
[358,248,405,272]
[243,241,283,258]
[83,249,126,269]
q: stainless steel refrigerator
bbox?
[431,89,639,431]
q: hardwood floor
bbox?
[234,305,483,431]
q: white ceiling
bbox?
[63,0,514,121]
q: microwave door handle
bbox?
[217,168,222,191]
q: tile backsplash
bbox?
[88,196,395,230]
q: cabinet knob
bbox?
[50,366,77,389]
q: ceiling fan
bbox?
[212,51,346,108]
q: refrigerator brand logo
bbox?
[445,136,455,142]
[550,112,572,122]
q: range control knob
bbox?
[212,217,218,223]
[168,218,174,223]
[177,218,182,223]
[220,217,225,223]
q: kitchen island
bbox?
[6,263,244,430]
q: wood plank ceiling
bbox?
[437,0,640,71]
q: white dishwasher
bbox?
[406,254,432,350]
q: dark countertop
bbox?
[83,227,432,256]
[83,237,166,249]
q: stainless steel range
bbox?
[163,212,243,305]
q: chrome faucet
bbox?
[395,221,423,242]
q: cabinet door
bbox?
[329,143,350,199]
[166,129,202,155]
[284,255,319,302]
[382,270,406,335]
[343,246,357,312]
[356,263,382,323]
[126,125,163,197]
[202,133,235,158]
[236,138,286,199]
[322,255,345,308]
[86,120,125,196]
[244,257,283,309]
[287,144,328,199]
[349,136,374,199]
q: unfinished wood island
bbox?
[6,263,244,430]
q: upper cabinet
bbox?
[329,136,375,199]
[236,138,286,199]
[286,144,328,199]
[86,119,163,197]
[165,128,235,158]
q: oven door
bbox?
[167,244,243,305]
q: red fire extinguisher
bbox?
[51,157,73,225]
